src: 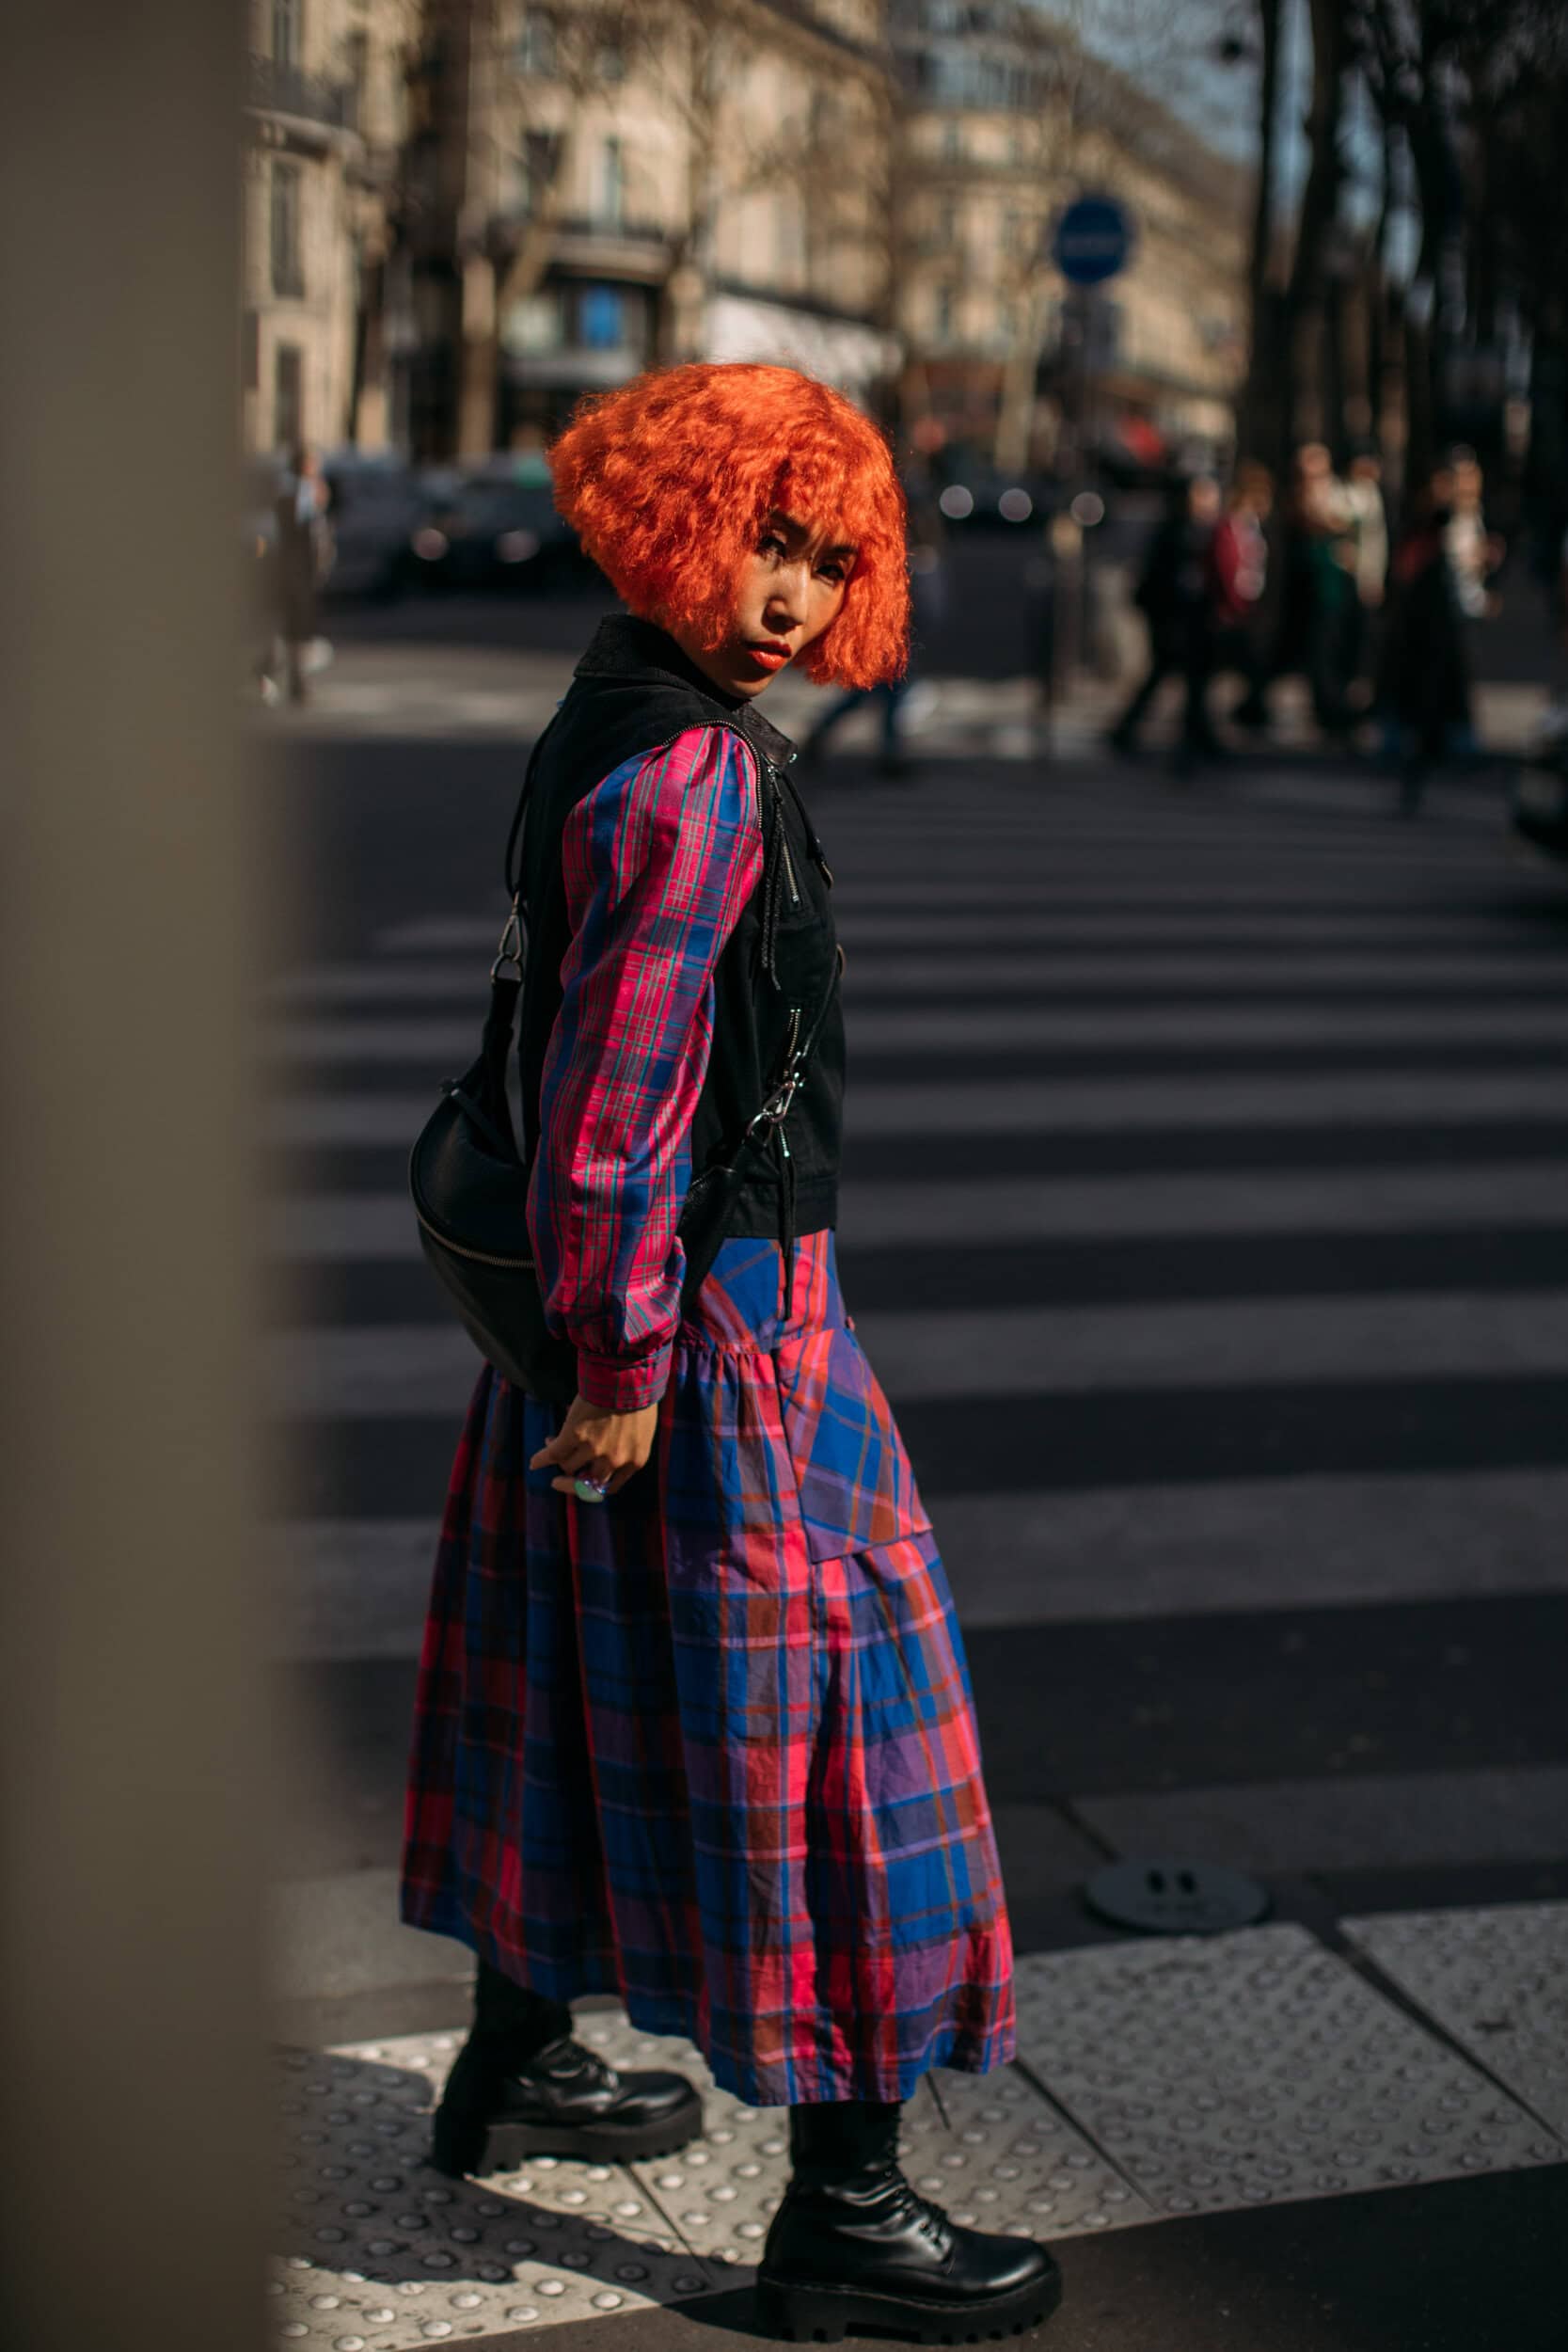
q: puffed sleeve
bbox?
[525,724,765,1411]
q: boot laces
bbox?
[876,2171,952,2253]
[531,2035,614,2086]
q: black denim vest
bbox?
[515,616,844,1285]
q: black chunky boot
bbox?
[430,1962,705,2176]
[755,2097,1063,2345]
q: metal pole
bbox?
[0,7,269,2350]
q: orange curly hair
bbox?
[548,362,909,689]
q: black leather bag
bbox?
[408,729,842,1406]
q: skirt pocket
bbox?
[773,1317,933,1564]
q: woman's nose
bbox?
[767,564,811,628]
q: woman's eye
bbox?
[760,533,786,557]
[818,564,846,584]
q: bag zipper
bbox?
[412,1200,536,1271]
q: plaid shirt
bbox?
[526,726,765,1412]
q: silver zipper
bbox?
[780,830,800,905]
[413,1204,534,1271]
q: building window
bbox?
[270,160,304,298]
[597,135,625,230]
[596,35,626,82]
[345,28,368,122]
[517,8,555,76]
[242,308,260,391]
[272,0,302,68]
[934,283,954,344]
[578,284,626,348]
[274,342,304,449]
[942,122,962,162]
[516,126,560,215]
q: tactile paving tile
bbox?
[1011,1921,1562,2218]
[1340,1901,1568,2143]
[271,2032,714,2345]
[571,2011,1154,2266]
[901,2064,1157,2238]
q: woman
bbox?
[400,362,1061,2344]
[268,441,332,704]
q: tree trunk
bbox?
[1239,0,1283,464]
[456,249,498,458]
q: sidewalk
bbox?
[251,628,1554,770]
[271,1901,1568,2350]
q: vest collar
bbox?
[573,612,798,766]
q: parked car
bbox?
[407,464,581,593]
[320,454,426,600]
[930,460,1053,529]
[1511,701,1568,866]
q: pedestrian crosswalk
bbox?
[264,755,1568,1669]
[265,749,1568,2341]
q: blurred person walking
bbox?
[1444,447,1506,762]
[800,474,947,775]
[267,441,333,704]
[1292,441,1360,742]
[1341,445,1389,707]
[1208,462,1274,732]
[401,363,1061,2347]
[1377,464,1471,815]
[1108,471,1224,769]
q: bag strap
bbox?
[503,708,562,907]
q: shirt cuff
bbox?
[575,1341,673,1414]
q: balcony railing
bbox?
[246,54,359,134]
[552,215,668,246]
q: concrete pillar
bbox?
[0,7,269,2349]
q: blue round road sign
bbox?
[1053,196,1133,285]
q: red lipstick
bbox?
[744,639,794,671]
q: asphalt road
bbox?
[257,637,1568,2352]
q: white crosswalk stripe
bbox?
[266,947,1568,1004]
[264,1289,1568,1412]
[263,1066,1568,1145]
[266,1165,1568,1259]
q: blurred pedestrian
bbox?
[1108,471,1223,769]
[1444,447,1504,620]
[1377,465,1470,815]
[1442,447,1505,764]
[1207,462,1274,732]
[800,470,946,775]
[403,362,1055,2344]
[1292,441,1360,740]
[267,441,334,704]
[1340,444,1388,706]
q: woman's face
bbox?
[670,507,856,699]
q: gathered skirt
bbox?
[400,1226,1016,2106]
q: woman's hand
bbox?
[530,1395,659,1498]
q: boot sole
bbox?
[753,2260,1063,2345]
[432,2085,705,2175]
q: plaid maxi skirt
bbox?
[400,1226,1016,2107]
